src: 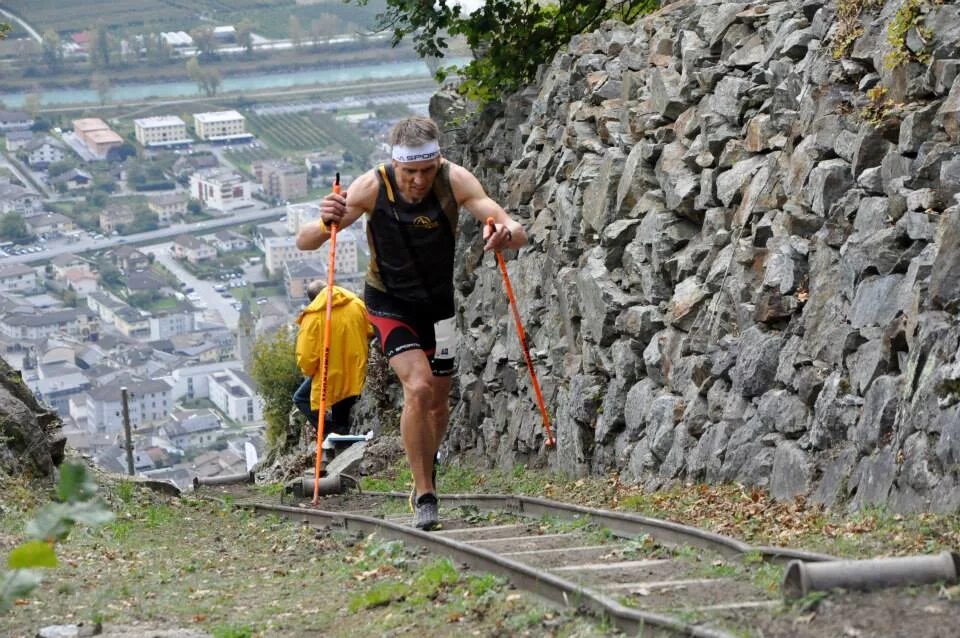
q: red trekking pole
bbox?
[312,173,340,504]
[486,218,556,447]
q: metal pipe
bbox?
[192,470,255,489]
[286,473,360,498]
[783,551,960,600]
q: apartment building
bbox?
[261,235,315,275]
[285,202,319,234]
[149,308,196,340]
[85,377,173,434]
[189,169,252,212]
[193,111,251,142]
[147,192,188,224]
[134,116,192,147]
[0,308,90,340]
[163,360,245,402]
[254,160,307,202]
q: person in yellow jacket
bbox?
[293,281,373,437]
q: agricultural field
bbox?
[221,145,280,175]
[4,0,388,40]
[246,111,376,158]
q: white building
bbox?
[189,169,252,212]
[159,409,223,450]
[26,137,67,168]
[163,360,245,402]
[0,182,42,214]
[285,202,320,234]
[85,377,173,434]
[0,309,89,340]
[149,309,196,340]
[134,116,192,147]
[0,264,39,293]
[193,111,251,142]
[171,234,217,263]
[262,235,317,275]
[208,368,262,424]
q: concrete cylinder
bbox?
[783,551,960,600]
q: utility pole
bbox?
[121,386,134,476]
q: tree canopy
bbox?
[363,0,660,103]
[0,213,33,244]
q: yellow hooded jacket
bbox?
[295,285,373,410]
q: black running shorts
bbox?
[364,285,455,377]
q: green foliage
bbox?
[861,84,896,125]
[348,580,410,612]
[250,328,303,449]
[365,0,659,103]
[885,0,941,68]
[1,463,113,613]
[211,627,255,638]
[411,558,459,598]
[0,213,33,244]
[7,542,58,569]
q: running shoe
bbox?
[408,455,439,512]
[414,492,440,531]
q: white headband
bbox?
[392,140,441,163]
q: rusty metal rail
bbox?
[191,483,843,637]
[246,501,737,638]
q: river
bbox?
[0,59,457,108]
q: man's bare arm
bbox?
[449,163,527,251]
[296,171,378,250]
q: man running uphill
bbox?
[296,116,527,530]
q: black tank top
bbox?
[365,162,459,319]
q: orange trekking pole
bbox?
[485,218,556,447]
[312,173,341,504]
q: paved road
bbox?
[145,242,240,330]
[1,207,286,267]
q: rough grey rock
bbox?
[437,1,960,515]
[770,441,812,500]
[731,327,783,398]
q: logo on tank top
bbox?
[413,215,439,229]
